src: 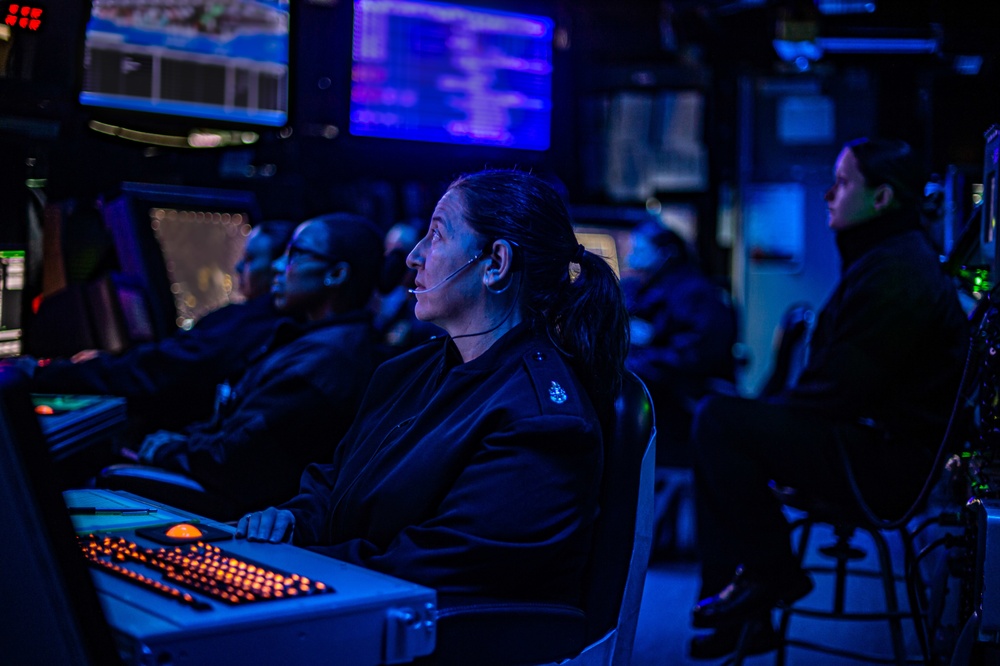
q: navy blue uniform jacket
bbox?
[152,311,378,512]
[32,295,288,430]
[780,209,968,450]
[282,322,604,606]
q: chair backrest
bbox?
[98,463,242,522]
[430,372,656,666]
[759,303,814,399]
[575,371,656,664]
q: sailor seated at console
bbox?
[111,214,384,517]
[236,170,631,665]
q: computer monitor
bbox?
[571,204,681,279]
[0,365,120,664]
[0,247,26,358]
[574,226,627,278]
[948,125,999,297]
[104,183,260,339]
[987,124,1000,285]
[349,0,554,150]
[78,0,291,131]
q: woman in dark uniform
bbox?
[236,169,629,662]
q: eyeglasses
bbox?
[283,243,339,264]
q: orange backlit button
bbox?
[165,524,204,539]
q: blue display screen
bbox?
[79,0,290,128]
[350,0,553,150]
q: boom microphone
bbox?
[408,253,484,294]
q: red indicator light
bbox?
[5,3,41,30]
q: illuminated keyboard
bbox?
[78,534,334,609]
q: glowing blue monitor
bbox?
[350,0,553,150]
[79,0,290,128]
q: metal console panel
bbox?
[67,489,436,665]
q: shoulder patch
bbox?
[522,348,580,414]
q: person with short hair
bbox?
[236,169,630,664]
[134,213,384,515]
[371,219,442,353]
[623,222,737,467]
[687,138,969,658]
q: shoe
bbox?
[692,565,813,629]
[688,614,781,660]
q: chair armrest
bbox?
[98,464,240,521]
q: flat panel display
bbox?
[0,249,26,358]
[350,0,553,150]
[79,0,291,128]
[105,183,258,339]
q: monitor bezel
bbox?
[104,182,261,340]
[346,0,556,152]
[75,0,295,137]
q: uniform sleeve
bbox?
[787,257,932,410]
[299,415,602,596]
[161,372,334,508]
[31,303,255,399]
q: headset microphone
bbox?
[408,252,484,294]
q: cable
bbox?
[449,276,522,343]
[837,295,989,532]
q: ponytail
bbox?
[551,249,630,418]
[447,169,631,415]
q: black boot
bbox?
[689,613,781,660]
[692,565,813,629]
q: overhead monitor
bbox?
[78,0,291,129]
[349,0,554,150]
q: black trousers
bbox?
[691,394,933,598]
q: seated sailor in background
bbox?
[371,219,443,355]
[132,213,383,515]
[623,222,737,467]
[26,219,297,434]
[687,138,969,658]
[236,170,630,663]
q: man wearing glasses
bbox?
[132,213,384,517]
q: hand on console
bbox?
[236,507,295,544]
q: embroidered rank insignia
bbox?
[549,381,568,404]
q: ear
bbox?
[872,183,895,212]
[324,261,350,288]
[482,239,515,291]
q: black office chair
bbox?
[426,371,657,666]
[97,463,243,522]
[758,302,814,399]
[755,483,929,666]
[649,302,813,562]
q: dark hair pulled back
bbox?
[446,169,630,413]
[845,137,925,213]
